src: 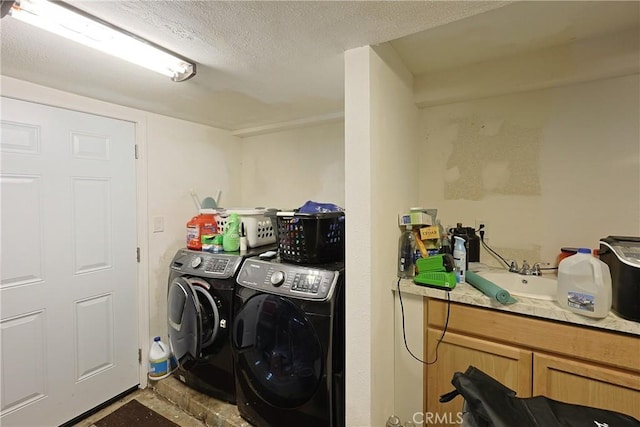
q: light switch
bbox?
[153,216,164,233]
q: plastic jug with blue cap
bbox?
[556,247,612,319]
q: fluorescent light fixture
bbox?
[7,0,196,82]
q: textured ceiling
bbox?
[0,1,509,132]
[391,1,640,76]
[1,1,637,133]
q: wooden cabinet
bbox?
[424,299,640,425]
[425,330,532,417]
[533,353,640,418]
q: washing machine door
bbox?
[188,278,221,349]
[233,294,323,408]
[168,277,202,369]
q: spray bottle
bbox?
[453,236,467,283]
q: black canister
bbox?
[449,223,480,264]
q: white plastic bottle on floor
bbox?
[148,336,170,380]
[556,248,612,319]
[386,415,401,427]
[453,236,467,283]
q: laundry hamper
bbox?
[275,211,345,264]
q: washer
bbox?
[232,257,345,427]
[167,247,274,403]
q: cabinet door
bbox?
[425,330,532,425]
[534,353,640,420]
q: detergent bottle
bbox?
[186,213,218,250]
[223,213,241,252]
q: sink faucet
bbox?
[531,263,542,276]
[509,259,546,276]
[518,260,532,275]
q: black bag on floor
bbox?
[439,366,640,427]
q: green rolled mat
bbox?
[465,271,517,305]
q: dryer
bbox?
[232,257,345,427]
[167,247,273,403]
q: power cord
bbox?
[479,227,558,271]
[479,228,511,268]
[397,278,450,365]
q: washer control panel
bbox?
[236,258,339,301]
[170,249,243,279]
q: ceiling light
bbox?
[5,0,196,82]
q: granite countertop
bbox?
[395,279,640,336]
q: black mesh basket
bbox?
[276,211,345,264]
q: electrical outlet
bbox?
[475,219,488,241]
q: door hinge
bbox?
[136,247,140,263]
[134,144,139,159]
[138,348,142,364]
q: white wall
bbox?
[418,74,640,267]
[345,44,420,427]
[239,121,345,209]
[146,114,242,339]
[413,28,640,110]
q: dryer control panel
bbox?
[170,249,243,279]
[236,258,340,301]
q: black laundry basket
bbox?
[440,366,640,427]
[275,211,345,264]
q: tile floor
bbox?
[72,376,250,427]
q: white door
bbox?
[0,97,139,426]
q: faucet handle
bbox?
[507,259,519,273]
[531,262,550,276]
[531,263,542,276]
[519,260,531,275]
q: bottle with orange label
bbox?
[186,213,218,250]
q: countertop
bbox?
[395,279,640,336]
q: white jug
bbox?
[148,336,171,380]
[556,248,612,319]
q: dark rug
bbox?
[94,399,179,427]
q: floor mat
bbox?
[94,399,179,427]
